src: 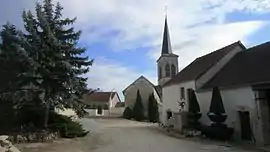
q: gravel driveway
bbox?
[18,118,260,152]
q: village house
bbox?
[159,16,270,146]
[83,92,122,117]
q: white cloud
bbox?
[1,0,270,97]
[86,57,156,101]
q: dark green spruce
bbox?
[21,0,93,128]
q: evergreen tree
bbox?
[0,24,33,100]
[148,93,159,122]
[209,87,225,114]
[133,90,144,121]
[187,89,202,129]
[123,107,133,119]
[21,0,93,127]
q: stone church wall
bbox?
[124,78,157,117]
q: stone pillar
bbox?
[173,112,188,133]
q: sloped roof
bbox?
[115,102,125,107]
[202,41,270,89]
[154,85,162,98]
[83,92,117,104]
[122,75,161,98]
[163,41,245,87]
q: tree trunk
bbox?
[44,102,50,128]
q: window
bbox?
[159,66,162,79]
[165,64,170,77]
[187,88,193,101]
[171,64,176,76]
[180,87,185,99]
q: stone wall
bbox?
[0,135,20,152]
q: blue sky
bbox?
[1,0,270,100]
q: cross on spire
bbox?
[164,5,168,17]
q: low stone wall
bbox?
[85,108,124,117]
[0,135,20,152]
[7,131,59,144]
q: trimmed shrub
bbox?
[133,90,145,121]
[123,107,133,119]
[103,104,109,110]
[207,86,227,124]
[187,89,202,129]
[202,87,234,140]
[148,93,159,123]
[97,105,103,114]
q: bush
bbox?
[133,90,145,121]
[148,93,159,123]
[208,87,227,124]
[48,112,89,138]
[103,104,109,110]
[187,89,202,129]
[97,105,103,114]
[123,107,133,119]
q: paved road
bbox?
[84,118,257,152]
[18,118,260,152]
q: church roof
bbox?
[163,41,245,87]
[122,75,162,98]
[161,16,172,55]
[202,41,270,89]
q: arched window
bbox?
[165,64,170,77]
[159,67,162,79]
[171,64,176,76]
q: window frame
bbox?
[180,87,185,99]
[165,64,170,77]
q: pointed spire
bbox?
[161,16,172,55]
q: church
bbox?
[124,15,270,146]
[122,16,176,118]
[158,18,270,146]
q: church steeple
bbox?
[157,16,179,86]
[161,16,172,55]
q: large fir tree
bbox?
[0,24,32,99]
[21,0,93,127]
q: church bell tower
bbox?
[157,16,179,86]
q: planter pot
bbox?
[207,113,227,123]
[188,113,202,122]
[188,113,202,130]
[200,124,234,140]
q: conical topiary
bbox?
[209,86,225,114]
[187,89,202,129]
[188,89,201,113]
[208,86,227,124]
[148,93,159,123]
[133,90,145,121]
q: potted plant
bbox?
[207,86,227,126]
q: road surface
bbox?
[18,118,260,152]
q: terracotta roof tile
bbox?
[83,92,116,104]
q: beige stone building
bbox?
[123,76,161,117]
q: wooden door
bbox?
[239,111,252,141]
